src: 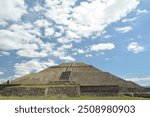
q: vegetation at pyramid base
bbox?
[0,95,149,100]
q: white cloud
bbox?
[0,23,56,58]
[0,19,8,26]
[105,58,110,61]
[51,46,75,62]
[104,35,112,39]
[126,77,150,82]
[33,3,44,12]
[34,19,51,28]
[127,42,144,53]
[0,51,10,56]
[0,23,39,50]
[0,0,141,77]
[90,43,115,52]
[14,59,57,77]
[137,35,142,39]
[45,27,55,37]
[0,0,139,53]
[85,54,92,57]
[125,77,150,86]
[0,76,13,84]
[122,17,138,23]
[136,9,149,15]
[45,0,75,25]
[16,42,55,58]
[59,56,75,62]
[16,49,47,58]
[0,79,5,84]
[0,30,23,50]
[115,26,132,33]
[0,71,4,75]
[60,44,73,49]
[0,0,27,21]
[0,78,10,84]
[45,0,139,42]
[77,49,84,54]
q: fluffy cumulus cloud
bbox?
[115,26,132,33]
[14,59,57,77]
[59,56,75,62]
[0,0,26,21]
[44,0,139,41]
[77,49,84,54]
[0,23,56,58]
[0,23,38,50]
[0,0,140,77]
[127,42,144,53]
[90,43,115,52]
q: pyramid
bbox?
[11,62,142,89]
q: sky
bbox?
[0,0,150,86]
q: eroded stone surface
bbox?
[0,85,80,97]
[10,62,142,89]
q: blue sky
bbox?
[0,0,150,86]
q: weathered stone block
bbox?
[0,85,80,97]
[0,87,45,96]
[80,85,119,96]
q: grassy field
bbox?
[0,96,149,100]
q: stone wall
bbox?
[80,85,119,96]
[0,84,20,91]
[144,88,150,92]
[120,87,144,94]
[1,84,146,97]
[46,86,80,97]
[0,85,80,97]
[0,87,45,96]
[124,93,150,98]
[133,93,150,98]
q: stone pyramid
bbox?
[11,62,142,89]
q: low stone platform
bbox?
[133,93,150,98]
[0,84,20,91]
[0,84,147,97]
[80,85,119,96]
[0,85,80,97]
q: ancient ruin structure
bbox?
[0,62,148,97]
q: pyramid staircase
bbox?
[59,63,73,81]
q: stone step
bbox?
[60,71,71,81]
